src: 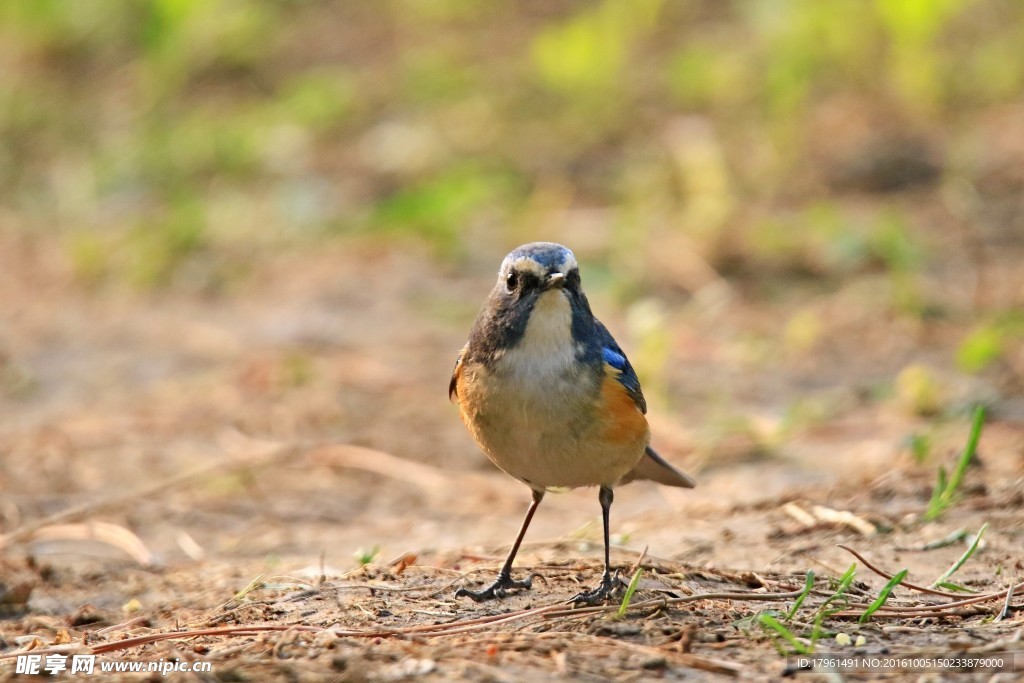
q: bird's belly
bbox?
[461,370,648,489]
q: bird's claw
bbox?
[570,570,622,606]
[456,573,533,602]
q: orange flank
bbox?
[599,370,648,445]
[454,368,473,419]
[453,364,486,440]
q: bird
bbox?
[449,242,695,604]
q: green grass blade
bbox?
[811,563,856,647]
[923,528,968,550]
[926,405,985,520]
[759,613,812,654]
[616,567,643,618]
[786,571,815,620]
[835,563,856,593]
[931,522,988,587]
[945,405,985,492]
[818,563,857,613]
[927,466,948,519]
[810,610,834,648]
[934,581,976,593]
[859,569,908,623]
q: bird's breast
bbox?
[456,296,648,488]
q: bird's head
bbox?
[498,241,580,301]
[468,242,595,364]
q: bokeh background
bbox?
[2,0,1023,581]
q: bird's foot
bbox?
[570,570,621,606]
[456,572,534,602]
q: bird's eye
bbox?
[506,270,518,293]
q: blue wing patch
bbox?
[595,320,647,414]
[602,347,626,370]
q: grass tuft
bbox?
[810,563,856,646]
[354,546,381,566]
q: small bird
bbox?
[450,242,695,604]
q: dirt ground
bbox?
[3,2,1024,680]
[1,233,1022,681]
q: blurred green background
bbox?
[2,0,1023,419]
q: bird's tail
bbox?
[621,446,696,488]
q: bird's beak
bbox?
[545,272,566,289]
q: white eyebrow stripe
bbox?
[507,257,547,278]
[505,251,578,277]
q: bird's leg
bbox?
[571,486,621,605]
[456,489,544,601]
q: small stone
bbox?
[642,656,667,670]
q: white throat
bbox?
[499,289,575,378]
